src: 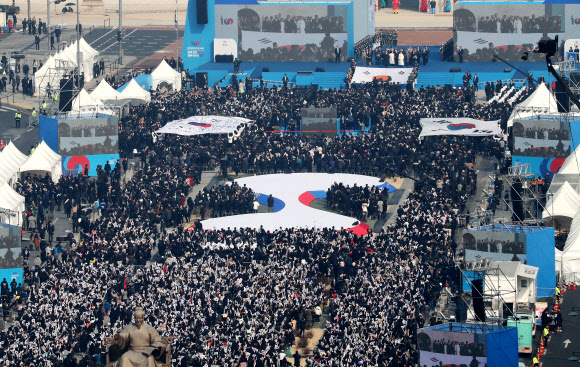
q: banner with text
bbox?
[156,116,253,136]
[419,118,501,137]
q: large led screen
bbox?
[215,4,348,62]
[301,107,338,136]
[0,225,21,270]
[463,230,527,263]
[454,3,562,62]
[418,328,487,367]
[58,117,119,156]
[513,118,571,159]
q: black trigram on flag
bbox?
[258,38,272,44]
[474,38,488,45]
[430,357,440,363]
[363,71,371,75]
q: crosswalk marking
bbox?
[2,106,17,111]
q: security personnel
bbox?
[532,355,539,367]
[41,100,48,115]
[556,284,560,301]
[543,325,549,346]
[53,92,58,104]
[14,110,22,128]
[31,107,37,123]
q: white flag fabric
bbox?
[351,67,412,85]
[419,118,501,137]
[156,116,252,136]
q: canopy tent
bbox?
[547,144,580,193]
[507,83,558,127]
[419,117,501,138]
[79,38,99,63]
[560,211,580,282]
[118,79,151,102]
[19,141,62,183]
[90,79,122,101]
[156,116,253,136]
[542,181,580,230]
[69,89,117,117]
[151,60,182,91]
[0,142,29,187]
[0,183,25,227]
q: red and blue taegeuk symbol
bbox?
[447,123,476,130]
[189,122,212,128]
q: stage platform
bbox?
[199,173,395,235]
[190,46,551,90]
[194,61,351,89]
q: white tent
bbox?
[560,211,580,283]
[119,79,151,102]
[90,79,122,101]
[0,142,28,187]
[70,89,102,111]
[0,182,25,226]
[19,141,62,183]
[507,83,558,127]
[542,181,580,230]
[3,141,29,167]
[151,59,182,91]
[80,38,99,62]
[68,40,96,82]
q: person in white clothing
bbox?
[389,52,395,66]
[297,18,306,34]
[398,52,405,66]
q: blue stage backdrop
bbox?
[463,225,555,298]
[182,0,369,71]
[39,114,120,177]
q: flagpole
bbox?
[175,0,179,72]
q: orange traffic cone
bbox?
[568,282,571,290]
[574,282,577,290]
[555,298,560,312]
[539,337,544,355]
[0,140,4,148]
[1,29,3,35]
[561,285,564,294]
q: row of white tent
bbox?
[34,38,100,97]
[69,58,182,111]
[0,142,62,227]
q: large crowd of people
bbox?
[0,70,528,366]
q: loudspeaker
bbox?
[262,68,270,72]
[315,67,325,72]
[59,77,74,112]
[511,179,524,222]
[196,0,208,24]
[450,67,461,72]
[504,68,512,72]
[215,54,234,63]
[555,79,570,113]
[471,279,486,322]
[195,72,207,88]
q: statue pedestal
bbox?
[81,0,105,14]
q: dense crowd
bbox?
[0,75,526,367]
[192,182,256,219]
[326,183,389,220]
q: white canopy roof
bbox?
[0,182,25,226]
[508,83,558,127]
[34,55,72,97]
[90,79,122,101]
[119,79,151,102]
[3,141,29,167]
[151,59,182,91]
[20,141,62,183]
[0,142,28,187]
[542,181,580,230]
[560,211,580,282]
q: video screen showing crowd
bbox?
[1,65,530,366]
[58,117,119,156]
[216,5,348,62]
[0,226,21,270]
[453,3,565,62]
[512,119,571,159]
